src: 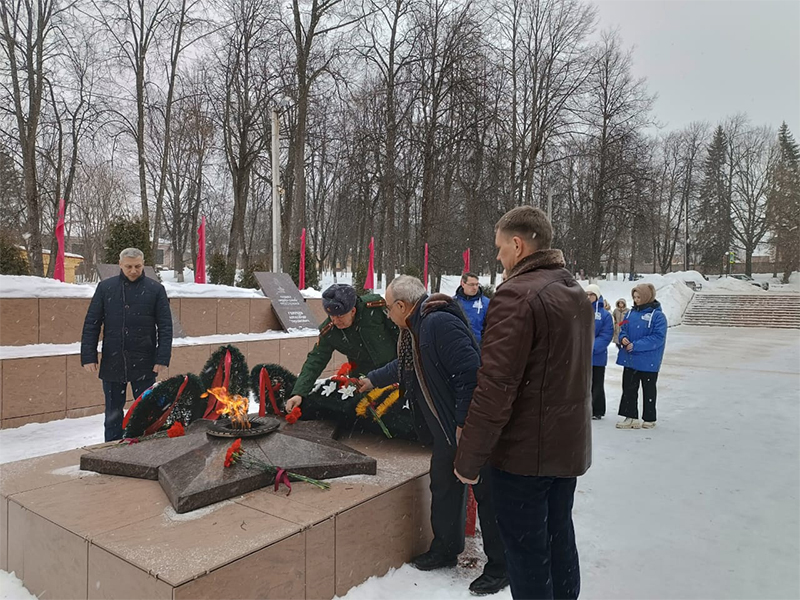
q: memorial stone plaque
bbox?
[97,263,186,338]
[254,272,319,331]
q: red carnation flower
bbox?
[285,406,302,424]
[224,438,244,468]
[167,422,185,438]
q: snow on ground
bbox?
[1,326,798,599]
[0,413,105,464]
[0,570,35,600]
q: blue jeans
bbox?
[102,375,156,441]
[492,469,580,599]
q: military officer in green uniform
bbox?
[285,284,417,438]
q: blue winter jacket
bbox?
[368,293,480,446]
[615,301,668,373]
[592,295,613,367]
[81,272,173,383]
[454,286,490,344]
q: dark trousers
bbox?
[102,374,156,441]
[618,367,658,422]
[591,366,606,417]
[492,469,580,600]
[428,438,507,578]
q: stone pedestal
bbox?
[0,433,434,600]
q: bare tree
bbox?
[149,0,208,263]
[357,0,418,285]
[731,125,776,275]
[39,18,99,276]
[284,0,365,256]
[1,0,66,275]
[501,0,596,206]
[89,0,172,244]
[216,0,276,282]
[583,30,654,276]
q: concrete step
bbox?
[683,293,800,329]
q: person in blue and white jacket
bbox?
[616,282,668,430]
[454,272,490,344]
[586,284,613,419]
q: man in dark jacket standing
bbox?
[455,207,593,600]
[81,248,173,441]
[358,276,508,596]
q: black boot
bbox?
[469,573,510,596]
[410,550,458,571]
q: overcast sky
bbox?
[592,0,800,135]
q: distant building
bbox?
[19,247,85,283]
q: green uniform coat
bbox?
[292,294,399,398]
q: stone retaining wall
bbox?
[0,297,333,429]
[0,297,327,346]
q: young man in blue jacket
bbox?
[616,282,668,429]
[80,248,173,441]
[455,272,490,344]
[358,275,508,596]
[586,284,613,419]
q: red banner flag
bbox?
[462,248,470,273]
[300,228,306,289]
[53,198,66,282]
[424,243,429,291]
[365,237,375,290]
[195,216,206,283]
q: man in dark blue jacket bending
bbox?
[358,275,508,596]
[80,248,173,441]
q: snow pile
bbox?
[0,275,97,298]
[706,276,765,294]
[0,273,267,299]
[159,268,196,282]
[161,281,264,298]
[300,287,323,298]
[580,273,694,326]
[0,328,319,360]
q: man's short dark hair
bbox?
[495,206,553,249]
[461,271,479,284]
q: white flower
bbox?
[321,381,338,397]
[338,385,357,399]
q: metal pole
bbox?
[684,195,689,271]
[271,108,281,273]
[547,187,553,221]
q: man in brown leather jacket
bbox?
[454,206,593,600]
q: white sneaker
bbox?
[642,421,656,429]
[616,418,636,429]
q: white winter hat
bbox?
[585,284,602,298]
